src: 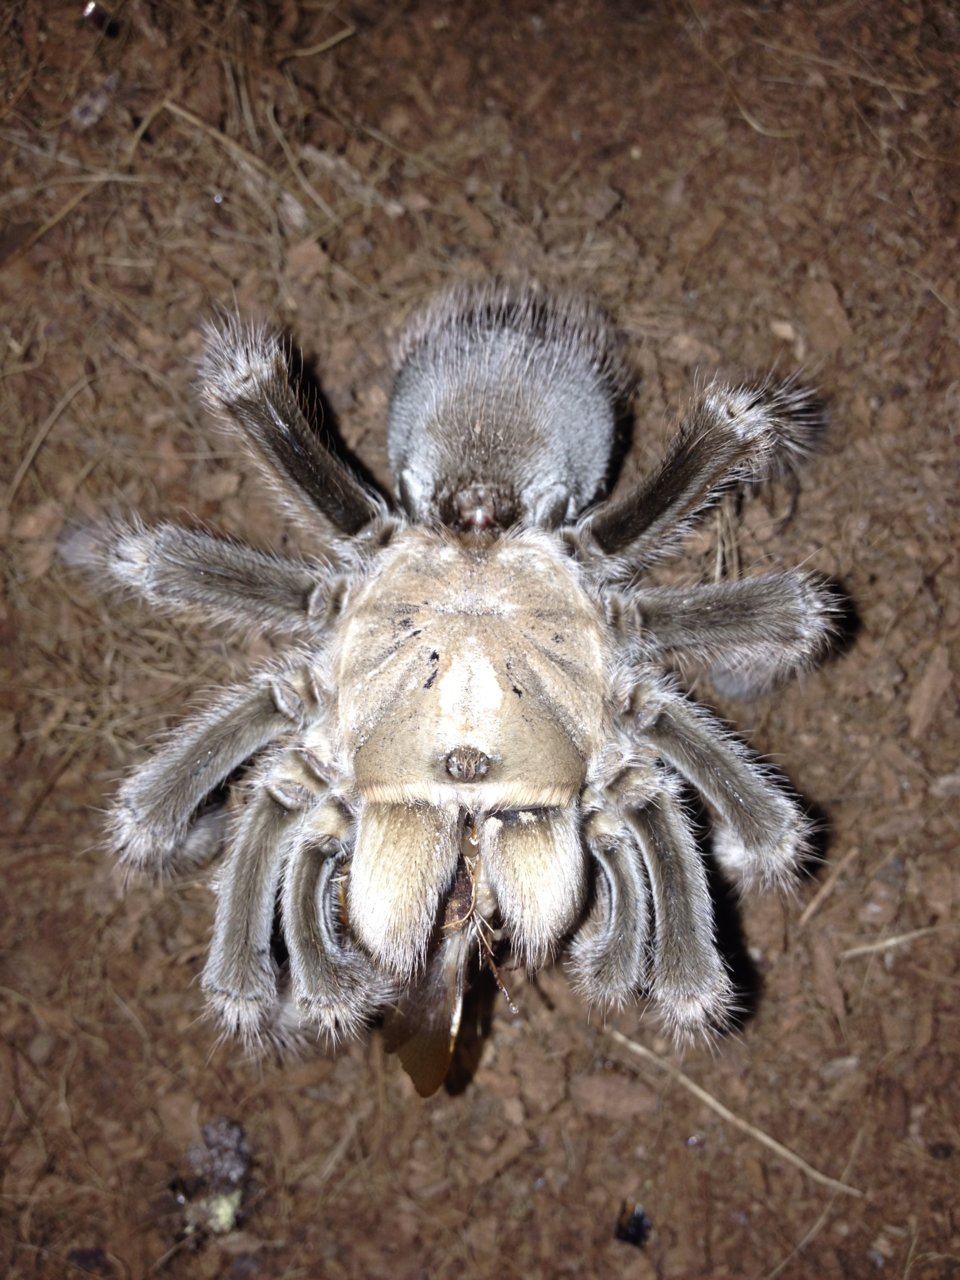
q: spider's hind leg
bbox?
[578,379,823,567]
[199,319,386,536]
[63,518,344,640]
[621,570,841,697]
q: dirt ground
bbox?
[2,1,958,1277]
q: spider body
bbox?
[72,282,838,1093]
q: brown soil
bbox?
[2,2,958,1278]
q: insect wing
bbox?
[382,928,470,1097]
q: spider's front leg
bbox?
[569,799,651,1006]
[63,518,348,639]
[111,665,322,874]
[571,765,732,1036]
[625,779,734,1034]
[282,799,393,1042]
[629,670,810,887]
[201,750,315,1044]
[202,750,389,1046]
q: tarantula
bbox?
[71,282,837,1095]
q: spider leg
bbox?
[625,782,733,1035]
[618,570,840,695]
[63,518,345,638]
[111,668,315,874]
[635,683,810,886]
[201,757,312,1044]
[578,379,823,566]
[200,320,387,535]
[569,807,652,1006]
[282,799,392,1042]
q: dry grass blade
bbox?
[840,925,953,960]
[4,373,101,508]
[754,38,938,95]
[761,1126,865,1279]
[14,706,115,836]
[163,99,289,190]
[608,1029,865,1198]
[683,14,799,139]
[3,183,99,264]
[279,25,356,61]
[798,845,860,927]
[265,100,336,221]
